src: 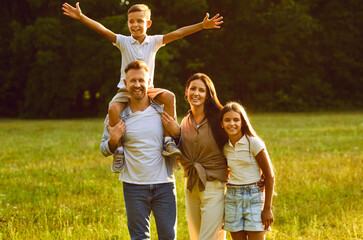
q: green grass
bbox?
[0,113,362,239]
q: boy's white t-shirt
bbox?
[223,135,266,185]
[119,104,174,184]
[115,34,164,89]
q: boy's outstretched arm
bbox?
[62,2,116,43]
[162,13,223,45]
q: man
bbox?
[100,60,178,240]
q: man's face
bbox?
[124,68,150,101]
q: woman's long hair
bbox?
[185,73,228,150]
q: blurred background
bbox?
[0,0,362,118]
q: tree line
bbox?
[0,0,362,118]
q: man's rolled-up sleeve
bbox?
[100,115,114,157]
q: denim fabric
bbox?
[123,182,177,240]
[224,184,268,232]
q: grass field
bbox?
[0,113,362,239]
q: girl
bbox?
[219,102,275,240]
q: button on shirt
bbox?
[179,112,229,192]
[115,34,164,88]
[223,135,265,185]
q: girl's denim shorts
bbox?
[224,184,270,232]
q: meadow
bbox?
[0,112,362,239]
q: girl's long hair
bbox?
[219,101,258,138]
[185,73,228,150]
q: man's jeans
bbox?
[123,182,177,240]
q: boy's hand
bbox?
[62,2,82,20]
[202,13,224,29]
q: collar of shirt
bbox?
[187,110,208,129]
[130,35,151,45]
[181,112,228,192]
[120,98,163,121]
[227,135,249,148]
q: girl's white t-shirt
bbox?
[223,135,266,185]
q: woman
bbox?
[164,73,229,240]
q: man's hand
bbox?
[62,2,82,20]
[107,119,126,150]
[202,13,224,29]
[161,112,180,137]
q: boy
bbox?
[62,2,223,172]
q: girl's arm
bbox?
[255,149,275,230]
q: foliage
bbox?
[0,0,362,117]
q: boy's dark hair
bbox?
[124,60,149,74]
[128,4,151,20]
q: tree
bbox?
[0,0,361,118]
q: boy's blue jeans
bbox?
[123,182,177,240]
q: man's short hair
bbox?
[125,60,149,74]
[128,4,151,20]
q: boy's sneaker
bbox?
[111,147,125,173]
[162,140,181,157]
